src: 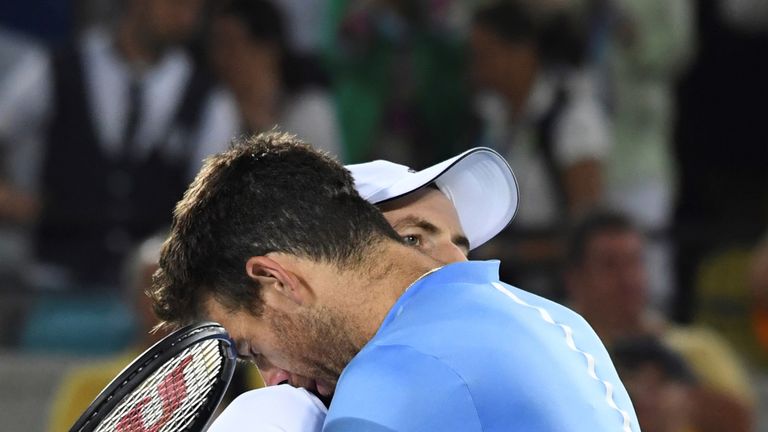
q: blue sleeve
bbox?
[323,345,482,432]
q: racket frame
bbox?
[69,321,237,432]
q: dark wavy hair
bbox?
[148,132,399,328]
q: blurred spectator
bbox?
[599,0,695,312]
[0,29,42,287]
[611,336,696,432]
[672,0,768,324]
[0,0,239,292]
[565,210,755,432]
[209,0,342,159]
[472,0,607,222]
[45,232,168,432]
[469,0,608,297]
[322,0,472,165]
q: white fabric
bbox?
[82,28,213,159]
[347,147,519,250]
[208,385,327,432]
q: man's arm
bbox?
[323,345,482,432]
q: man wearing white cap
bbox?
[205,144,636,431]
[210,147,520,431]
[351,147,520,262]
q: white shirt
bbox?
[209,386,327,432]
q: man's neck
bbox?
[333,242,442,350]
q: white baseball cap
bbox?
[347,147,519,250]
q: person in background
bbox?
[208,0,342,159]
[0,30,45,291]
[0,0,239,292]
[565,210,755,432]
[46,233,169,431]
[671,0,768,325]
[600,0,695,312]
[611,336,696,432]
[469,0,609,298]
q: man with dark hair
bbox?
[210,146,520,431]
[565,209,755,432]
[150,132,638,431]
[224,145,518,397]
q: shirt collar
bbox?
[377,260,501,333]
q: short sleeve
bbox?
[323,345,482,432]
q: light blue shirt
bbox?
[323,261,639,431]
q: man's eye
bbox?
[402,234,421,247]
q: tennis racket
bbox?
[69,322,237,432]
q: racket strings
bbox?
[95,350,195,432]
[158,347,226,432]
[93,339,224,432]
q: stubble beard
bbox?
[267,304,360,388]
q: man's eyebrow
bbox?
[391,215,440,234]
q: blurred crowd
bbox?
[0,0,767,431]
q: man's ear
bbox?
[244,256,310,309]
